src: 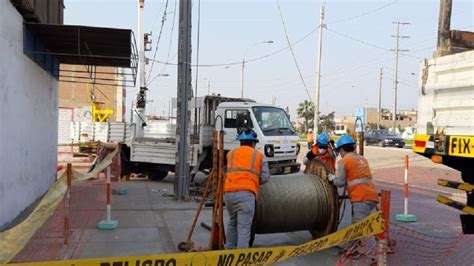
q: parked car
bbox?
[364,130,405,148]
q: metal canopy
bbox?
[24,23,137,68]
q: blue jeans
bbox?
[224,191,255,249]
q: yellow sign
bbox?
[4,212,384,266]
[448,136,474,158]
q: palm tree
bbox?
[296,100,314,133]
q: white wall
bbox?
[0,0,58,229]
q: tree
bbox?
[296,100,314,133]
[319,111,335,133]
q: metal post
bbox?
[396,155,417,222]
[175,0,192,200]
[378,68,383,130]
[313,5,324,135]
[98,166,118,229]
[240,59,245,98]
[391,21,410,133]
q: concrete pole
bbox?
[392,22,400,133]
[207,79,211,95]
[437,0,452,50]
[175,0,192,200]
[134,0,146,137]
[391,21,410,133]
[378,68,383,130]
[313,5,324,135]
[240,59,245,98]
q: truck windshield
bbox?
[252,106,295,136]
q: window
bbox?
[252,106,295,136]
[224,110,252,128]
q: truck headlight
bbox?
[296,143,301,155]
[264,144,274,157]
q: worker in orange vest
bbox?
[329,135,378,258]
[304,132,336,172]
[306,129,314,149]
[224,129,270,249]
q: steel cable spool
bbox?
[252,160,339,241]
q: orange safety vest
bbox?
[339,153,378,203]
[310,144,336,172]
[307,132,314,143]
[224,146,263,197]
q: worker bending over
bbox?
[329,135,378,255]
[224,129,270,249]
[304,132,336,172]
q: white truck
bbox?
[413,50,473,231]
[72,95,301,180]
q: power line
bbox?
[275,0,311,99]
[148,0,179,87]
[326,0,399,25]
[146,0,170,84]
[325,27,423,60]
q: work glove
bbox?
[328,174,336,182]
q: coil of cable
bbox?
[254,159,339,239]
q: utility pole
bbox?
[377,68,383,130]
[435,0,452,57]
[391,21,410,133]
[240,59,245,98]
[175,0,192,200]
[134,0,147,137]
[313,5,324,135]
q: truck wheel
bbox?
[148,170,168,181]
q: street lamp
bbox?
[208,66,230,95]
[147,73,170,86]
[240,40,273,98]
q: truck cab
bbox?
[215,102,301,174]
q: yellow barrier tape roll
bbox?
[4,211,384,266]
[0,145,120,263]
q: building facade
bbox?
[0,0,63,229]
[335,107,417,135]
[58,65,126,122]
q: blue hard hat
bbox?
[317,132,330,145]
[238,130,259,143]
[336,135,355,148]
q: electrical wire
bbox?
[147,1,402,68]
[146,0,170,84]
[276,0,311,100]
[148,0,178,86]
[325,27,423,60]
[325,1,399,25]
[194,0,201,98]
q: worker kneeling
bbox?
[329,135,378,257]
[304,132,336,172]
[224,129,270,249]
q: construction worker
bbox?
[304,132,336,172]
[328,135,378,257]
[224,129,270,249]
[306,129,314,149]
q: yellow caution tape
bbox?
[0,146,120,264]
[3,211,384,266]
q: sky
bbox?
[64,0,473,120]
